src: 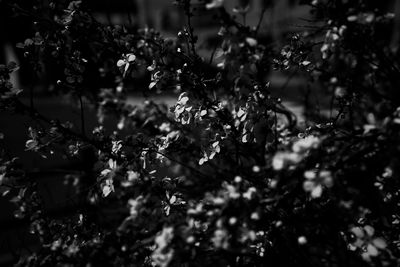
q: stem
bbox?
[255,7,267,35]
[274,109,278,150]
[185,5,197,57]
[209,43,218,65]
[79,94,86,136]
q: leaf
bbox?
[149,81,157,90]
[199,157,207,165]
[214,48,225,59]
[1,189,10,197]
[24,38,34,46]
[7,62,19,71]
[102,180,114,197]
[25,139,38,150]
[237,108,245,118]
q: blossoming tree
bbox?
[1,0,400,266]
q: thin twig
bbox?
[79,94,85,136]
[255,6,267,34]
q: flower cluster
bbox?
[152,226,175,267]
[349,225,387,261]
[303,169,333,198]
[272,135,321,171]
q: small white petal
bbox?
[367,244,379,257]
[127,54,136,62]
[372,238,387,249]
[311,184,323,198]
[180,96,189,105]
[351,227,365,238]
[364,225,375,237]
[117,59,125,67]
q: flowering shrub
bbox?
[1,0,400,266]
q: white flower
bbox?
[100,159,117,197]
[243,187,256,200]
[349,225,387,261]
[152,227,174,267]
[292,135,320,153]
[212,229,229,249]
[101,178,114,197]
[159,122,171,133]
[127,171,140,181]
[111,140,122,154]
[298,236,307,245]
[245,37,258,47]
[128,196,143,219]
[272,152,301,170]
[101,159,117,176]
[25,139,39,151]
[206,0,224,9]
[303,169,333,198]
[117,53,136,75]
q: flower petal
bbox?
[311,184,323,198]
[117,59,125,67]
[351,227,364,238]
[364,225,375,237]
[372,238,387,249]
[127,54,136,62]
[367,244,379,257]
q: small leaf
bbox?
[149,81,157,89]
[25,139,38,150]
[237,108,245,118]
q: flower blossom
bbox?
[349,225,387,261]
[152,226,174,267]
[206,0,224,9]
[272,135,321,171]
[117,53,136,76]
[100,159,117,197]
[303,169,333,198]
